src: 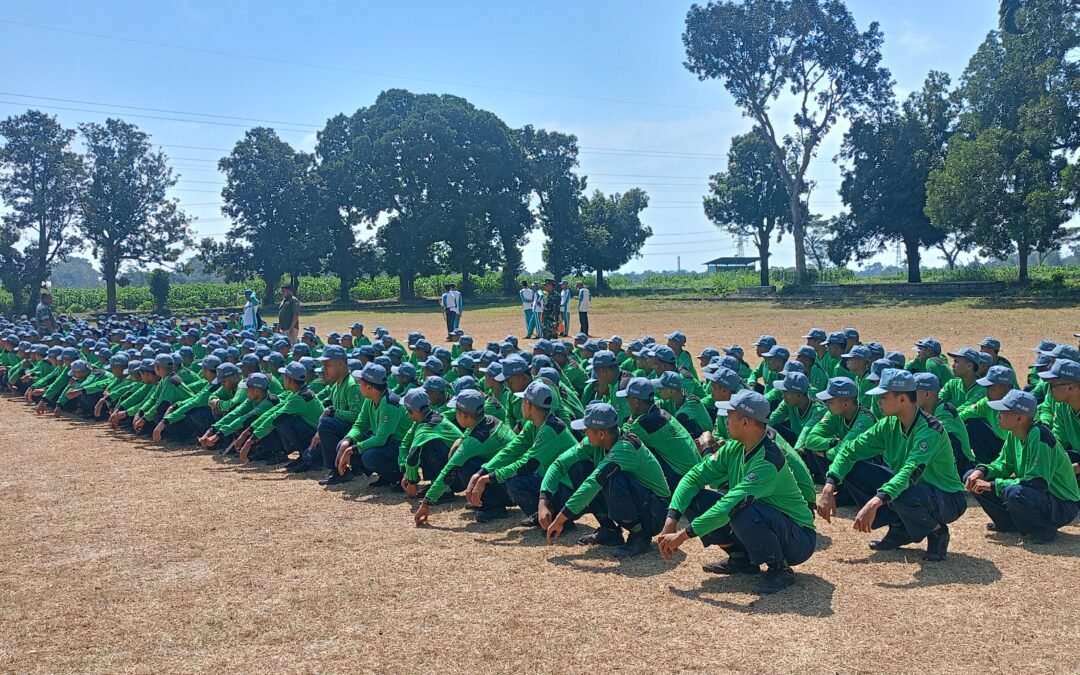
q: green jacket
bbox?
[402,410,463,475]
[827,410,965,501]
[905,355,953,385]
[249,387,323,440]
[935,401,973,462]
[672,395,712,439]
[769,399,828,444]
[542,432,670,518]
[164,382,220,424]
[959,396,1008,441]
[485,414,576,485]
[797,406,877,458]
[420,416,515,504]
[977,423,1080,502]
[940,377,986,409]
[345,391,412,449]
[669,433,815,537]
[327,376,364,425]
[213,395,277,436]
[623,405,702,477]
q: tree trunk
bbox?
[905,237,922,283]
[263,273,280,308]
[757,231,771,287]
[789,192,808,286]
[461,269,472,298]
[338,274,350,303]
[1017,243,1029,283]
[105,271,117,314]
[399,273,414,301]
[595,268,604,291]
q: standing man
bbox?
[519,281,536,339]
[576,281,591,337]
[541,279,560,340]
[559,280,572,337]
[35,289,56,334]
[242,289,260,332]
[440,283,461,341]
[450,283,463,331]
[277,285,300,345]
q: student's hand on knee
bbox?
[970,479,992,494]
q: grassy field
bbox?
[3,298,1080,673]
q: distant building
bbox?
[703,256,759,273]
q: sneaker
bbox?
[702,555,760,575]
[285,458,311,473]
[519,513,539,528]
[869,526,914,551]
[320,471,354,486]
[612,532,652,558]
[924,525,950,561]
[476,506,509,523]
[369,477,394,487]
[578,527,624,546]
[754,566,796,594]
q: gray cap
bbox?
[245,372,271,391]
[422,356,445,375]
[803,328,827,341]
[755,335,777,348]
[592,350,619,368]
[705,366,741,392]
[154,353,174,369]
[392,362,417,379]
[69,359,90,375]
[980,337,1002,351]
[448,389,485,415]
[1039,358,1080,384]
[655,371,682,390]
[977,365,1016,388]
[715,389,770,423]
[616,376,655,400]
[422,375,448,393]
[946,347,982,364]
[402,387,431,413]
[867,368,916,396]
[317,345,348,362]
[772,371,810,395]
[571,401,620,431]
[1047,344,1080,362]
[867,358,894,382]
[816,377,858,401]
[826,331,847,345]
[913,372,941,392]
[499,355,529,380]
[762,345,790,361]
[796,345,817,361]
[354,363,387,386]
[280,361,309,383]
[841,345,872,361]
[665,331,687,345]
[988,389,1038,417]
[199,355,222,371]
[213,362,240,384]
[722,344,745,358]
[515,380,554,409]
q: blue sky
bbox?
[0,1,1000,273]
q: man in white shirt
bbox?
[519,281,536,338]
[559,280,572,337]
[440,283,460,340]
[450,283,463,331]
[530,281,543,337]
[576,281,591,336]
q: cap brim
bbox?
[614,389,630,398]
[772,381,788,392]
[493,374,506,382]
[513,391,525,399]
[570,419,588,431]
[866,386,888,396]
[986,399,1011,411]
[815,391,834,401]
[975,377,994,387]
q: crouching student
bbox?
[798,377,877,484]
[914,373,973,477]
[200,372,276,453]
[466,381,578,524]
[817,369,966,561]
[619,376,702,490]
[195,363,243,450]
[768,372,827,447]
[154,356,222,443]
[964,390,1080,543]
[413,390,516,525]
[654,371,712,441]
[543,402,671,558]
[397,388,463,494]
[656,390,816,594]
[235,362,323,464]
[132,355,195,436]
[332,363,412,487]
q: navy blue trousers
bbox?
[844,460,967,541]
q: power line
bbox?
[0,19,708,111]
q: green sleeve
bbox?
[977,437,1015,482]
[483,422,536,473]
[993,435,1053,495]
[800,414,841,454]
[214,399,254,435]
[217,388,245,414]
[165,386,214,424]
[768,401,788,427]
[44,371,71,402]
[826,420,889,484]
[688,455,781,537]
[875,425,946,501]
[422,436,484,503]
[669,451,726,516]
[1037,395,1057,426]
[957,399,985,422]
[540,441,592,496]
[561,443,635,517]
[354,400,404,450]
[336,381,364,425]
[80,372,115,395]
[249,395,290,440]
[121,384,153,415]
[491,424,555,484]
[400,423,421,479]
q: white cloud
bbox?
[896,20,939,56]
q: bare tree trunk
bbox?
[1018,243,1029,283]
[758,226,771,287]
[789,193,808,286]
[905,237,922,283]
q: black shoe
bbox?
[702,555,760,575]
[369,477,394,487]
[924,525,950,561]
[754,565,796,594]
[869,526,914,551]
[263,452,290,465]
[320,471,354,486]
[476,506,509,523]
[519,513,539,528]
[578,527,624,546]
[612,532,652,558]
[285,459,312,473]
[1025,529,1057,545]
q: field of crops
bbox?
[2,264,1079,315]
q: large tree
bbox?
[703,130,791,286]
[683,0,893,285]
[79,119,192,313]
[926,2,1078,281]
[517,126,586,280]
[572,189,651,289]
[202,127,327,303]
[830,72,959,282]
[0,110,84,312]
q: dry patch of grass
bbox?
[3,299,1080,673]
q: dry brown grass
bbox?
[3,298,1080,674]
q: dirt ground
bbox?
[3,298,1080,674]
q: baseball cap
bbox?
[448,389,485,415]
[762,345,790,361]
[722,344,744,358]
[755,335,777,348]
[772,371,810,394]
[803,328,827,341]
[866,342,885,361]
[1047,344,1080,362]
[591,350,619,368]
[795,346,817,361]
[213,362,240,384]
[946,347,982,364]
[68,359,90,376]
[154,354,174,369]
[1039,358,1080,384]
[571,401,619,431]
[844,328,860,341]
[816,377,858,401]
[245,372,271,391]
[715,389,770,423]
[402,388,431,413]
[422,375,448,393]
[913,372,941,392]
[698,347,719,360]
[913,338,941,352]
[980,337,1002,351]
[454,376,479,394]
[841,345,872,361]
[317,345,348,362]
[422,356,445,375]
[452,354,475,370]
[392,362,417,379]
[866,358,894,382]
[1033,339,1057,353]
[414,339,432,353]
[499,356,529,380]
[354,363,388,386]
[866,368,916,396]
[705,366,741,392]
[988,389,1038,418]
[655,371,683,390]
[665,331,687,345]
[826,331,847,346]
[536,367,561,386]
[279,361,308,383]
[976,365,1016,388]
[653,346,677,365]
[515,380,554,409]
[616,376,655,400]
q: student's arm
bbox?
[686,455,779,537]
[826,419,889,485]
[490,425,557,484]
[800,414,841,454]
[876,426,948,501]
[539,441,591,496]
[667,450,725,520]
